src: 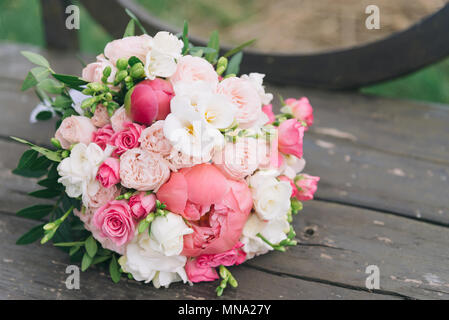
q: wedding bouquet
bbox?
[14,15,319,295]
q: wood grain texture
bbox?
[247,200,449,300]
[0,214,394,300]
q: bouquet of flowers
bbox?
[13,15,319,295]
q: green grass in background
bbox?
[0,0,448,106]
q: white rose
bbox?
[249,170,292,220]
[119,231,188,288]
[240,213,290,260]
[240,72,273,105]
[149,212,193,256]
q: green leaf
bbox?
[85,235,98,258]
[109,255,121,283]
[52,95,73,110]
[36,111,53,121]
[223,39,256,58]
[16,204,54,220]
[28,188,61,199]
[10,137,62,162]
[123,19,135,38]
[226,52,243,76]
[81,252,93,271]
[16,223,45,245]
[38,79,64,94]
[182,20,189,55]
[54,241,86,247]
[92,255,111,265]
[69,245,81,256]
[13,151,51,178]
[21,67,50,91]
[125,9,148,34]
[205,30,219,63]
[21,51,50,68]
[137,219,149,233]
[52,73,87,89]
[12,167,48,178]
[16,150,38,169]
[128,56,143,66]
[37,177,62,190]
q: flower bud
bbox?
[51,138,62,149]
[115,70,128,83]
[102,66,112,77]
[130,63,145,78]
[116,58,128,70]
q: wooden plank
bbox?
[271,85,449,165]
[0,214,394,300]
[247,200,449,300]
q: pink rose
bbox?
[111,122,143,155]
[170,55,218,86]
[104,34,152,64]
[96,157,120,188]
[81,54,117,84]
[185,259,219,283]
[196,242,246,268]
[217,77,262,128]
[92,124,114,150]
[91,104,111,127]
[279,175,298,198]
[262,104,275,124]
[120,148,170,191]
[139,120,172,156]
[156,164,253,257]
[285,97,314,129]
[110,107,132,132]
[55,115,96,149]
[278,119,305,159]
[213,139,259,180]
[128,192,156,220]
[93,200,135,247]
[83,180,120,210]
[294,174,320,201]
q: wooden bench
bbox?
[1,1,449,299]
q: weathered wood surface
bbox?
[1,43,449,299]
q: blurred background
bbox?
[1,0,449,104]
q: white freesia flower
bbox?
[173,81,216,112]
[164,100,224,159]
[240,213,290,260]
[197,93,237,129]
[278,155,306,179]
[144,31,183,80]
[119,231,188,288]
[57,143,110,198]
[69,89,89,116]
[241,73,273,105]
[149,212,193,256]
[249,170,292,220]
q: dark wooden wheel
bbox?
[79,0,449,89]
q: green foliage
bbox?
[16,223,46,245]
[205,30,219,64]
[123,19,135,38]
[226,52,243,76]
[109,255,121,283]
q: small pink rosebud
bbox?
[285,97,314,129]
[278,175,298,198]
[128,192,156,220]
[262,104,276,125]
[96,157,120,188]
[294,174,320,201]
[278,119,304,159]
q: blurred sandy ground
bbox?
[153,0,448,53]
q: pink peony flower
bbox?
[156,164,253,257]
[278,119,305,159]
[170,55,218,87]
[93,200,135,247]
[81,54,117,84]
[139,120,172,156]
[262,104,275,124]
[128,192,156,220]
[294,174,320,201]
[212,139,259,180]
[110,107,132,132]
[285,97,314,129]
[55,115,96,149]
[165,148,209,172]
[217,76,262,128]
[111,122,143,155]
[278,175,298,198]
[96,157,120,188]
[91,104,111,128]
[120,148,170,191]
[196,242,246,268]
[83,181,120,210]
[185,259,219,283]
[92,124,114,150]
[104,34,152,65]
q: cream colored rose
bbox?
[55,115,96,149]
[104,34,153,64]
[90,104,111,128]
[119,148,170,191]
[82,179,120,209]
[110,106,131,132]
[213,138,259,180]
[165,147,210,171]
[139,120,172,156]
